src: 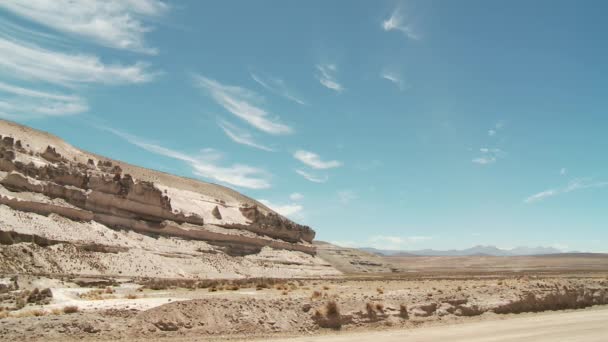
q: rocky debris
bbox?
[0,276,18,293]
[313,241,396,273]
[232,205,315,243]
[134,297,318,335]
[71,277,116,288]
[493,287,608,314]
[410,303,437,317]
[211,205,222,220]
[41,146,65,163]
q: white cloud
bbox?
[251,72,306,105]
[488,121,504,136]
[289,192,304,201]
[102,126,271,189]
[258,199,303,218]
[315,64,343,92]
[218,120,274,152]
[294,150,342,169]
[0,36,156,86]
[295,169,328,183]
[0,81,87,118]
[380,70,405,90]
[524,178,608,203]
[472,148,503,165]
[0,0,167,54]
[334,235,432,250]
[337,190,357,204]
[194,75,292,135]
[382,7,419,40]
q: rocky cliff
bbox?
[0,120,338,279]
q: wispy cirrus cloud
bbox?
[315,64,343,92]
[251,72,306,105]
[0,2,163,119]
[294,150,342,169]
[101,126,271,189]
[380,70,405,90]
[0,0,168,54]
[488,121,505,136]
[0,37,156,86]
[337,190,357,204]
[295,169,328,183]
[218,120,274,152]
[194,75,293,135]
[524,178,608,203]
[472,148,503,165]
[289,192,304,201]
[382,6,420,40]
[0,81,87,119]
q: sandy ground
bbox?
[250,306,608,342]
[1,272,607,341]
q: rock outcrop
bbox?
[0,119,338,279]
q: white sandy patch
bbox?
[157,185,249,225]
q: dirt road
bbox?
[259,307,608,342]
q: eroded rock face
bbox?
[224,205,315,243]
[0,121,318,263]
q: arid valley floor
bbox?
[2,254,608,341]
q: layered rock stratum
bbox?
[0,119,339,278]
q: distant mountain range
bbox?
[360,245,568,257]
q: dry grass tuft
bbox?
[63,305,79,314]
[325,301,340,317]
[366,302,377,319]
[399,304,409,319]
[313,301,342,329]
[126,294,138,299]
[376,287,384,294]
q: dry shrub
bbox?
[63,306,79,314]
[323,285,330,290]
[313,301,342,329]
[227,284,240,291]
[15,297,26,310]
[104,287,114,294]
[79,289,105,300]
[12,309,47,318]
[51,308,63,315]
[282,290,289,296]
[399,304,409,319]
[366,302,377,319]
[32,309,46,317]
[326,301,340,317]
[0,311,8,319]
[126,294,138,299]
[375,302,384,313]
[376,287,384,294]
[311,290,322,299]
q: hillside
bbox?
[0,119,339,279]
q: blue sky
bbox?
[1,1,607,252]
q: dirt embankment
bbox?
[1,276,607,341]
